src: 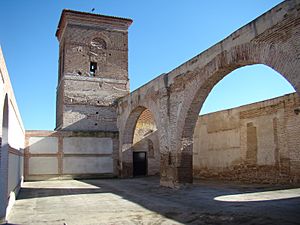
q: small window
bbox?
[90,62,97,76]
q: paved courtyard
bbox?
[6,177,300,225]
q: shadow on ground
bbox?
[7,177,300,225]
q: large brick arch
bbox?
[117,0,300,187]
[175,41,300,184]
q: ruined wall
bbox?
[24,130,118,181]
[117,0,300,187]
[193,93,300,183]
[0,47,25,222]
[132,109,160,175]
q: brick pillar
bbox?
[160,152,175,187]
[160,150,193,188]
[176,150,193,184]
[120,144,133,177]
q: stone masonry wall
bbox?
[193,93,300,183]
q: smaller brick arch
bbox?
[119,106,159,177]
[0,94,9,220]
[90,34,110,50]
[91,37,107,50]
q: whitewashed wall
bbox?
[25,131,118,180]
[0,47,25,222]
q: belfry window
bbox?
[90,62,97,76]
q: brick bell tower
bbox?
[55,10,132,131]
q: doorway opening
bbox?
[133,152,147,176]
[128,108,159,177]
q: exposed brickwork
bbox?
[56,10,132,131]
[193,164,291,184]
[193,93,300,184]
[132,109,160,175]
[240,103,284,119]
[118,1,300,187]
[1,1,297,203]
[133,109,156,144]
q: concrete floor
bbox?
[6,177,300,225]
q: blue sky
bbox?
[0,0,295,130]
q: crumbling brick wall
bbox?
[193,93,300,183]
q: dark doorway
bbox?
[133,152,147,176]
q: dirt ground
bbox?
[5,177,300,225]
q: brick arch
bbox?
[0,94,9,220]
[133,109,157,144]
[89,33,111,49]
[90,37,107,50]
[176,42,300,184]
[119,105,161,177]
[115,0,300,187]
